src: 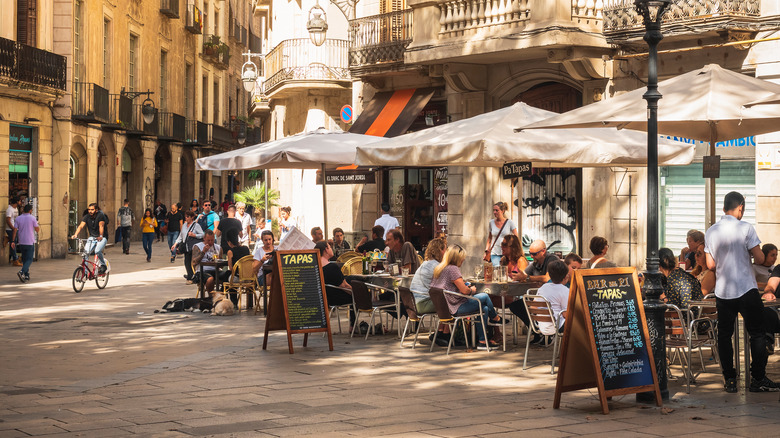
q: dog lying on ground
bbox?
[212,292,235,316]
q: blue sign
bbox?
[340,105,353,124]
[9,125,33,152]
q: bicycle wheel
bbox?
[96,260,110,289]
[72,267,86,293]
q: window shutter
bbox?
[16,0,37,46]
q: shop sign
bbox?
[502,161,532,179]
[434,167,448,233]
[316,170,375,185]
[702,155,720,178]
[9,125,33,152]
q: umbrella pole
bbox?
[322,164,329,240]
[705,129,717,228]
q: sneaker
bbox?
[17,271,26,283]
[766,334,775,355]
[98,265,107,275]
[749,376,780,392]
[724,377,737,393]
[170,256,176,263]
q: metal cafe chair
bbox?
[428,287,490,354]
[349,280,396,340]
[522,294,562,374]
[398,286,436,349]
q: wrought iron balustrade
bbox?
[185,119,208,145]
[263,39,350,92]
[126,104,159,136]
[72,82,110,123]
[185,3,203,34]
[208,123,236,149]
[437,0,530,37]
[160,0,180,18]
[159,112,186,141]
[604,0,761,39]
[0,37,66,90]
[103,93,133,130]
[349,10,413,68]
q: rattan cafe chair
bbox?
[221,255,258,311]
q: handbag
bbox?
[484,219,509,261]
[176,241,187,255]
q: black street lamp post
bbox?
[634,0,672,402]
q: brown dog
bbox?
[212,292,235,316]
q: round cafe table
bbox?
[468,280,541,351]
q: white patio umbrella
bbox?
[196,128,384,239]
[518,63,780,224]
[355,102,695,167]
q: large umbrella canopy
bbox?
[355,102,695,167]
[196,128,383,170]
[518,64,780,143]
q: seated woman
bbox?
[222,230,252,307]
[410,238,448,344]
[430,245,503,350]
[659,247,702,309]
[753,243,777,289]
[583,236,617,269]
[502,234,529,282]
[691,244,715,296]
[314,241,356,330]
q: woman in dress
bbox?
[659,247,702,308]
[583,236,617,269]
[140,208,157,263]
[484,201,517,266]
[431,245,503,350]
[279,206,296,241]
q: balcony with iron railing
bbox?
[250,90,271,117]
[160,0,180,18]
[102,93,133,130]
[0,37,66,93]
[349,10,413,76]
[185,119,208,146]
[72,82,110,124]
[406,0,609,64]
[158,112,186,141]
[185,3,203,34]
[603,0,761,42]
[124,104,159,137]
[263,38,350,98]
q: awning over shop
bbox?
[350,88,435,137]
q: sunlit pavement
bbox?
[0,241,778,437]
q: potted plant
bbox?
[203,35,221,57]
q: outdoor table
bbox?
[346,274,413,337]
[688,299,780,389]
[469,280,540,351]
[198,259,229,299]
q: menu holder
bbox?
[263,250,334,354]
[553,267,661,414]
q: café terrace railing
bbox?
[436,0,531,37]
[349,10,413,69]
[603,0,761,39]
[263,38,350,94]
[0,37,66,91]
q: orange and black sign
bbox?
[350,88,435,138]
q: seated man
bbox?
[311,226,324,243]
[518,239,559,283]
[385,229,420,275]
[356,225,386,253]
[192,230,223,295]
[253,230,275,286]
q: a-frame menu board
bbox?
[553,267,661,414]
[262,250,334,354]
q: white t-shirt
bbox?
[375,214,400,239]
[253,244,275,264]
[6,205,18,231]
[488,219,517,256]
[535,282,570,335]
[236,212,251,244]
[753,262,774,285]
[704,214,761,300]
[194,242,222,272]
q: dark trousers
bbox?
[508,300,530,327]
[121,226,132,252]
[142,232,154,259]
[18,244,34,276]
[184,251,194,280]
[327,289,356,325]
[6,229,17,261]
[716,289,768,380]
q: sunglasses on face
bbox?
[529,249,545,256]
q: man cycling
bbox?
[71,203,109,274]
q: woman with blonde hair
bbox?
[484,201,518,266]
[431,245,503,350]
[410,238,447,315]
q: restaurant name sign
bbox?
[501,161,531,179]
[316,170,376,185]
[10,125,33,152]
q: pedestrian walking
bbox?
[484,201,517,266]
[374,203,399,240]
[117,199,134,254]
[140,208,157,262]
[705,191,779,393]
[5,196,21,266]
[13,204,39,283]
[154,199,167,242]
[166,203,184,263]
[172,210,204,282]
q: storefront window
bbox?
[9,125,33,199]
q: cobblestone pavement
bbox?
[1,241,778,437]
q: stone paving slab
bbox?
[1,241,779,437]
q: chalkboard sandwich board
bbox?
[553,267,661,414]
[263,250,334,354]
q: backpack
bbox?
[118,207,133,227]
[161,298,213,312]
[197,212,210,231]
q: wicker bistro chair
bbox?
[349,280,396,340]
[324,283,354,334]
[221,255,259,311]
[522,295,563,374]
[399,286,436,349]
[337,251,362,264]
[665,303,715,393]
[341,258,365,276]
[428,287,491,354]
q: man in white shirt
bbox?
[192,230,222,295]
[5,196,20,266]
[235,202,252,246]
[253,230,275,286]
[374,203,399,240]
[705,191,778,393]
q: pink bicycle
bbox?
[71,238,110,293]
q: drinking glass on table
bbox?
[401,266,410,276]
